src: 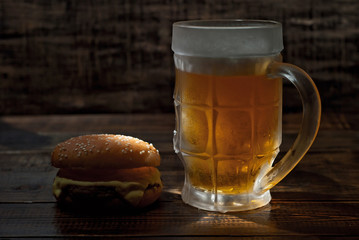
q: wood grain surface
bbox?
[1,0,358,114]
[0,113,358,238]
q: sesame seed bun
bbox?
[51,134,162,209]
[51,134,160,169]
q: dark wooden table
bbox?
[1,112,358,239]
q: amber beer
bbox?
[174,60,282,194]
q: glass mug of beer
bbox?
[171,20,321,212]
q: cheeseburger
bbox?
[51,134,162,208]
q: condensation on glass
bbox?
[172,20,321,212]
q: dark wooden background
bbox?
[0,0,358,115]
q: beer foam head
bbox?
[172,20,283,58]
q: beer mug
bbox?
[171,20,321,212]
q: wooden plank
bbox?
[0,113,357,155]
[0,150,358,203]
[0,114,358,238]
[0,129,357,155]
[0,0,358,114]
[0,114,175,133]
[0,237,353,240]
[0,112,354,134]
[0,201,358,238]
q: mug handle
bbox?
[256,62,322,194]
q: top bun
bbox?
[51,134,160,169]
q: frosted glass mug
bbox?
[171,20,321,212]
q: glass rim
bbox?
[173,19,281,30]
[172,19,283,57]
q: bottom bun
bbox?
[55,182,162,209]
[53,167,162,209]
[138,184,163,208]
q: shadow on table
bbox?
[0,120,51,150]
[53,200,170,236]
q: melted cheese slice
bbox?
[53,167,161,207]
